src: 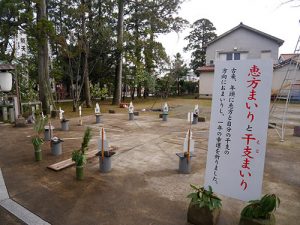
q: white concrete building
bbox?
[272,54,300,100]
[196,23,300,98]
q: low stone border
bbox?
[0,169,51,225]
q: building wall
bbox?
[272,65,300,96]
[272,67,286,93]
[183,71,199,82]
[206,28,280,65]
[199,66,300,97]
[199,72,214,96]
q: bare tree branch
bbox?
[280,0,300,7]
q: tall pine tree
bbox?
[184,18,217,74]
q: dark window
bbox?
[226,53,232,60]
[234,53,240,60]
[226,52,240,61]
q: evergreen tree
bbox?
[184,18,217,74]
[0,0,190,108]
[0,0,26,62]
[171,53,188,95]
[124,0,188,99]
[48,0,119,109]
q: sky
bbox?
[157,0,300,63]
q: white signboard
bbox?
[15,30,28,58]
[204,59,273,201]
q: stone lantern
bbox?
[0,64,14,92]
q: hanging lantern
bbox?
[0,71,12,92]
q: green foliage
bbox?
[72,127,92,166]
[184,18,217,73]
[0,0,27,62]
[33,116,48,135]
[35,18,55,46]
[154,53,189,97]
[0,0,190,104]
[180,81,198,95]
[32,136,44,150]
[47,0,118,107]
[32,115,48,149]
[81,127,92,152]
[90,83,108,99]
[187,185,222,211]
[19,77,39,102]
[123,0,188,99]
[155,75,175,98]
[50,59,64,81]
[143,71,156,93]
[72,149,87,167]
[171,53,189,80]
[241,194,280,220]
[159,53,189,96]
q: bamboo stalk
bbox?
[49,120,52,147]
[187,129,190,163]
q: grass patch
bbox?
[55,96,212,119]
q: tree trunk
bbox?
[177,77,180,96]
[112,0,124,105]
[36,0,54,114]
[143,88,149,99]
[122,81,126,101]
[134,3,142,99]
[131,87,135,100]
[81,0,92,108]
[137,84,142,98]
[83,53,91,107]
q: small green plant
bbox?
[72,127,92,166]
[32,136,44,150]
[33,115,47,134]
[71,149,86,166]
[187,185,222,211]
[241,194,280,220]
[31,116,48,150]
